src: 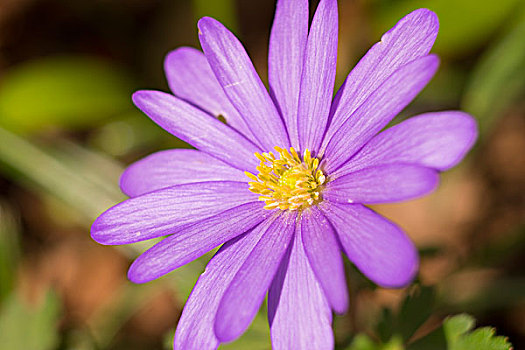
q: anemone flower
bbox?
[91,0,477,348]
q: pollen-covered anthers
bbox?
[245,147,326,211]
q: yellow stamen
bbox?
[245,147,326,211]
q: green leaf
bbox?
[398,285,435,341]
[347,334,379,350]
[443,314,476,342]
[411,314,513,350]
[0,291,61,350]
[406,326,447,350]
[375,285,436,343]
[454,328,513,350]
[443,314,512,350]
[377,307,395,343]
[462,16,525,137]
[0,127,124,222]
[0,203,20,301]
[373,0,523,57]
[346,334,404,350]
[0,56,134,133]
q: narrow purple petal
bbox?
[91,181,257,245]
[333,111,478,177]
[268,0,308,148]
[325,9,438,143]
[214,211,296,342]
[300,206,348,314]
[120,149,247,198]
[127,202,268,283]
[324,164,439,204]
[322,55,440,172]
[164,47,258,143]
[198,17,290,150]
[321,202,418,288]
[174,216,278,350]
[268,228,334,350]
[132,90,261,172]
[297,0,338,153]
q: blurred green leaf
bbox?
[0,203,20,301]
[163,328,176,350]
[0,127,124,222]
[376,285,436,343]
[443,314,512,350]
[398,285,435,341]
[347,334,378,350]
[346,334,404,350]
[0,291,61,350]
[193,0,238,31]
[462,16,525,137]
[377,307,395,342]
[374,0,523,57]
[0,56,134,133]
[407,326,447,350]
[88,110,170,157]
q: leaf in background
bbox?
[0,202,20,302]
[88,110,173,157]
[347,334,378,350]
[0,291,61,350]
[0,56,134,133]
[443,314,512,350]
[377,307,395,343]
[462,16,525,137]
[398,285,435,342]
[346,334,404,350]
[375,285,436,344]
[0,127,124,222]
[373,0,523,57]
[193,0,238,32]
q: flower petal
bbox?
[300,206,348,314]
[324,164,439,204]
[198,17,290,150]
[214,211,296,342]
[268,0,308,148]
[268,228,334,350]
[174,216,277,350]
[321,202,418,288]
[333,111,478,176]
[164,47,257,143]
[127,202,268,283]
[91,181,257,245]
[120,149,247,198]
[297,0,338,153]
[132,90,261,172]
[322,55,439,172]
[324,8,438,144]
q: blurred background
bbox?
[0,0,523,349]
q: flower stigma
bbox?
[245,147,326,211]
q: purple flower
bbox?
[91,0,477,349]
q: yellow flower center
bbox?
[245,147,326,210]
